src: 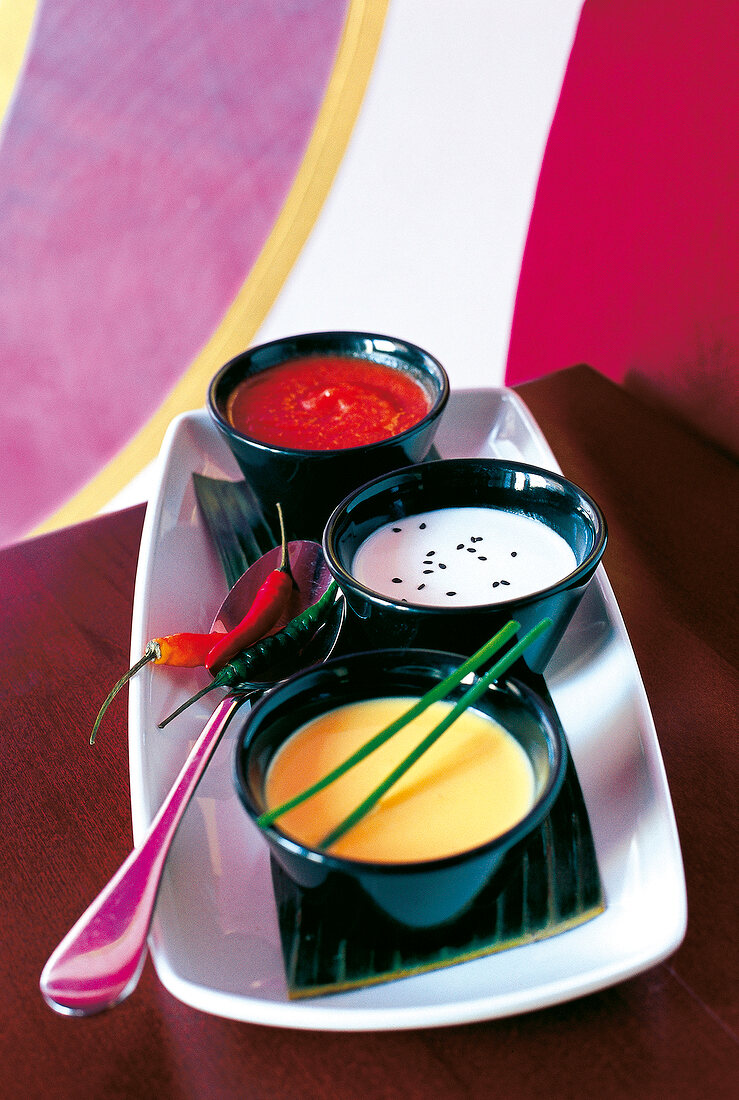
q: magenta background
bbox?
[506,0,738,455]
[0,0,348,547]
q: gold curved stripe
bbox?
[0,0,38,124]
[31,0,390,539]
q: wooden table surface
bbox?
[2,367,737,1099]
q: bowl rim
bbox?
[322,457,608,616]
[233,648,569,877]
[206,329,450,458]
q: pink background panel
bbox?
[0,0,348,547]
[505,0,738,456]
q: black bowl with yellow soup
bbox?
[233,647,568,929]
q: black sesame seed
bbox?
[423,560,433,565]
[419,522,427,529]
[446,591,456,597]
[422,569,433,575]
[456,543,464,550]
[438,563,446,569]
[478,556,487,561]
[426,550,436,556]
[501,579,510,586]
[511,551,517,557]
[392,577,403,584]
[392,527,402,533]
[467,547,476,553]
[492,581,500,588]
[417,583,426,590]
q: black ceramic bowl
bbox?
[233,648,568,929]
[207,331,449,541]
[323,458,607,672]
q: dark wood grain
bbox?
[2,368,737,1099]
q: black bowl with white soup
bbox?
[323,458,607,672]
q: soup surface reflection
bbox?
[264,696,535,863]
[351,506,578,607]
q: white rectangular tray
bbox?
[128,388,686,1030]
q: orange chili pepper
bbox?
[152,632,225,667]
[89,629,227,745]
[89,504,293,745]
[205,503,295,674]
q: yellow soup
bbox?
[264,697,535,863]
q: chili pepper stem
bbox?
[157,672,230,728]
[90,643,158,746]
[275,502,295,584]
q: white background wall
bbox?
[107,1,582,512]
[254,1,582,390]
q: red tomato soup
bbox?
[226,355,432,450]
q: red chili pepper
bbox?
[205,503,295,674]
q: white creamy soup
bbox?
[351,506,578,607]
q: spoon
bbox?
[40,540,342,1016]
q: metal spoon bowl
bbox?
[39,541,343,1016]
[210,538,334,684]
